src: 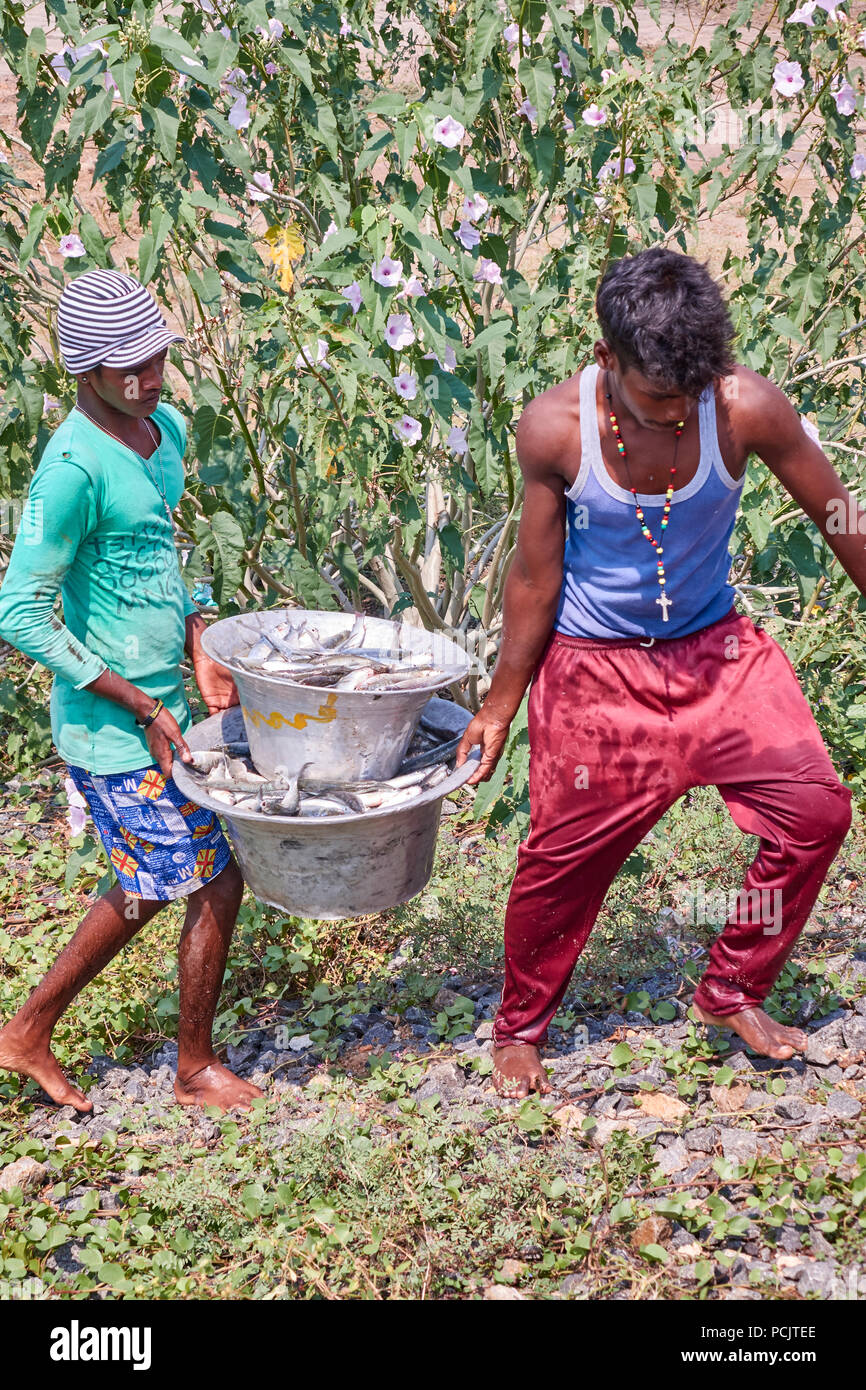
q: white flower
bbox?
[59,233,86,258]
[503,23,519,48]
[787,1,817,23]
[295,338,330,370]
[432,115,465,148]
[833,81,856,116]
[340,15,351,36]
[473,257,502,284]
[460,192,489,222]
[773,60,805,98]
[519,98,537,124]
[398,275,425,298]
[385,313,415,350]
[322,220,338,241]
[393,371,418,400]
[246,170,273,201]
[455,220,481,250]
[228,93,250,129]
[341,281,363,313]
[800,415,821,445]
[582,104,607,126]
[554,50,571,77]
[598,156,636,180]
[371,254,403,287]
[851,152,866,178]
[394,415,422,445]
[447,425,468,456]
[601,68,616,82]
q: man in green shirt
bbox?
[0,269,262,1115]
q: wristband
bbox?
[135,698,164,729]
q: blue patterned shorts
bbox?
[65,761,233,902]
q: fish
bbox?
[209,789,236,805]
[297,795,352,817]
[190,750,226,773]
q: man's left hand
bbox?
[192,652,240,715]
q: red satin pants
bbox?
[492,609,852,1047]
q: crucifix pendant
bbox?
[656,591,672,622]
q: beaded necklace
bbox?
[604,369,684,623]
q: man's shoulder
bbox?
[35,411,102,487]
[153,399,187,456]
[516,371,582,477]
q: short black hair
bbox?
[595,246,737,397]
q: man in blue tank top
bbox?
[457,246,859,1099]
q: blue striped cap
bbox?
[57,269,185,373]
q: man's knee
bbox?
[812,783,852,849]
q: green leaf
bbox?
[209,511,247,606]
[144,96,180,164]
[610,1042,634,1066]
[713,1065,735,1087]
[517,57,555,124]
[138,207,173,284]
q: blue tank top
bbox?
[554,361,744,640]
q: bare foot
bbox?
[174,1060,265,1112]
[0,1020,93,1113]
[691,1004,808,1060]
[492,1043,552,1099]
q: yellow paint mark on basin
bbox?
[242,692,338,731]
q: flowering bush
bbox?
[1,0,866,817]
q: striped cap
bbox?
[57,269,185,374]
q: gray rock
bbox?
[842,1015,866,1052]
[559,1273,588,1296]
[721,1129,758,1164]
[414,1062,466,1102]
[403,1007,426,1025]
[685,1126,719,1152]
[359,1023,394,1049]
[124,1078,146,1102]
[775,1097,806,1121]
[796,1261,838,1297]
[475,1020,494,1041]
[825,1090,861,1121]
[653,1138,690,1175]
[0,1157,48,1194]
[777,1225,804,1253]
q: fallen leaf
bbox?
[483,1285,526,1300]
[555,1104,588,1129]
[637,1091,689,1120]
[710,1082,751,1112]
[676,1242,703,1261]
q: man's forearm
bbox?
[484,572,561,721]
[83,667,158,721]
[184,610,208,659]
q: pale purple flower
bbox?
[219,24,231,38]
[423,344,457,372]
[816,0,845,18]
[787,1,817,22]
[59,233,86,258]
[398,275,425,298]
[455,220,481,250]
[105,70,119,95]
[257,18,284,40]
[223,66,246,99]
[43,394,61,413]
[394,415,422,446]
[198,0,215,11]
[322,220,338,242]
[563,115,575,133]
[601,68,616,82]
[773,61,805,98]
[264,61,278,76]
[473,257,502,285]
[228,93,250,129]
[64,776,88,837]
[295,338,330,370]
[50,52,71,83]
[519,98,537,124]
[432,115,465,148]
[371,254,403,287]
[851,152,866,178]
[834,80,857,116]
[246,170,273,201]
[598,156,636,180]
[460,192,489,222]
[447,425,468,456]
[582,104,606,126]
[504,23,519,48]
[393,371,418,400]
[341,281,363,313]
[554,50,571,77]
[340,14,351,36]
[385,313,415,350]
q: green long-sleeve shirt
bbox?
[0,401,198,773]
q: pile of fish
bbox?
[234,614,453,691]
[185,743,451,818]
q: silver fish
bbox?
[190,750,226,773]
[297,795,352,817]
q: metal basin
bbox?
[173,702,479,919]
[199,608,471,782]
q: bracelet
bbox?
[135,698,164,729]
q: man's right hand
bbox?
[145,706,194,780]
[456,707,514,786]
